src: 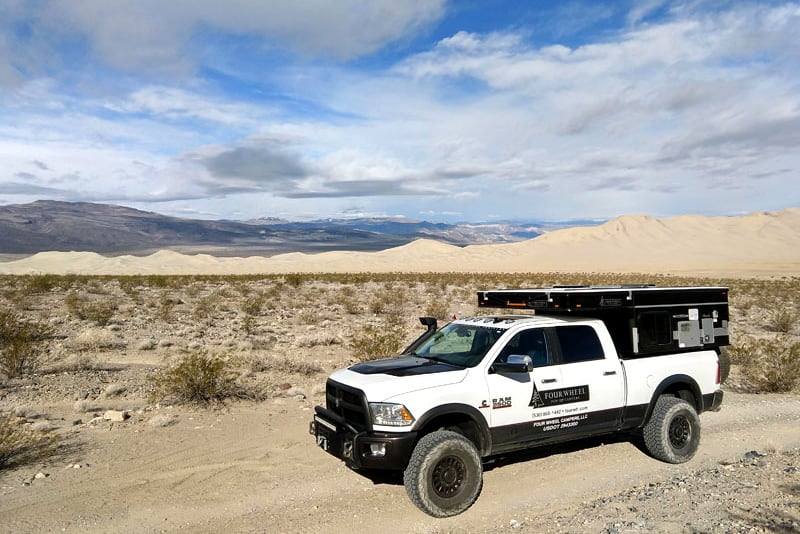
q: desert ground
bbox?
[0,270,798,534]
[1,209,800,533]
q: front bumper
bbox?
[310,406,417,470]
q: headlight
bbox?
[370,403,415,427]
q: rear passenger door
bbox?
[545,324,625,435]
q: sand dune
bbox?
[2,208,798,276]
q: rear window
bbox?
[555,325,604,363]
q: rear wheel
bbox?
[403,430,482,517]
[718,347,731,384]
[643,396,701,463]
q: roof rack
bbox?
[477,285,728,313]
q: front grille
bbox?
[325,379,369,431]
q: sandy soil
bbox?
[1,387,799,533]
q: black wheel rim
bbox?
[432,455,466,498]
[668,415,691,450]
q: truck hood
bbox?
[329,356,468,402]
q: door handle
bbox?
[541,378,557,384]
[603,371,617,376]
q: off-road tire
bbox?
[644,396,701,464]
[403,430,483,517]
[718,347,731,384]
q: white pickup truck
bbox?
[310,285,728,517]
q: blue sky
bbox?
[1,0,798,222]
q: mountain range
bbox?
[0,200,546,256]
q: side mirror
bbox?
[493,354,533,374]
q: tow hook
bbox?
[308,421,316,435]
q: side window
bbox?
[637,311,672,350]
[555,325,604,363]
[498,329,551,367]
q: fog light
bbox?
[369,443,386,457]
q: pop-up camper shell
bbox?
[477,285,729,359]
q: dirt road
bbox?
[2,390,799,533]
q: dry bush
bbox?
[296,333,341,348]
[0,412,58,469]
[284,274,305,288]
[369,287,405,316]
[21,274,61,295]
[298,309,320,324]
[149,352,255,405]
[0,310,51,379]
[766,308,797,334]
[350,322,406,361]
[192,295,216,321]
[64,291,117,326]
[52,353,99,372]
[368,296,385,315]
[247,355,322,375]
[424,300,452,321]
[240,292,266,316]
[240,316,258,336]
[738,335,800,393]
[153,291,178,322]
[65,328,125,352]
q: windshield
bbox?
[413,323,505,367]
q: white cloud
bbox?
[1,1,799,221]
[106,86,270,126]
[1,0,447,81]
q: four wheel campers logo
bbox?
[530,384,590,408]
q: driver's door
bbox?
[485,328,563,447]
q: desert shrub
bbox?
[284,273,305,288]
[296,334,341,348]
[192,295,216,321]
[149,353,248,404]
[368,296,385,315]
[0,310,51,379]
[424,300,452,321]
[298,309,320,324]
[153,291,178,322]
[0,412,58,469]
[350,323,406,361]
[241,315,257,336]
[767,308,797,334]
[248,355,322,375]
[21,274,60,294]
[64,291,116,325]
[241,292,266,316]
[65,328,125,352]
[724,340,751,366]
[739,335,800,393]
[341,295,361,314]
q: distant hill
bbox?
[0,200,543,255]
[2,208,798,277]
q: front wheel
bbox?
[643,396,701,463]
[403,430,483,517]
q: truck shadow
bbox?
[354,430,649,486]
[484,430,648,472]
